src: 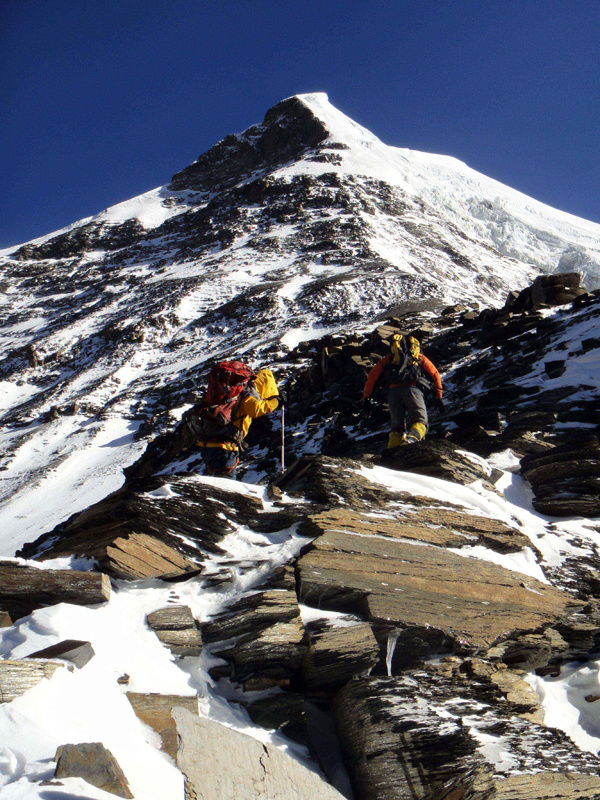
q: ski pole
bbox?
[281,403,285,473]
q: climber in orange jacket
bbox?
[363,334,443,449]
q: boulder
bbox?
[54,742,133,798]
[173,706,347,800]
[0,659,74,703]
[334,668,600,800]
[146,605,203,656]
[126,692,198,760]
[0,564,111,620]
[302,620,380,694]
[27,639,95,669]
[202,589,306,689]
[297,524,583,667]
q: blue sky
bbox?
[2,0,599,248]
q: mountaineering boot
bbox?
[405,422,427,444]
[387,430,406,449]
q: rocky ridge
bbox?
[4,270,600,799]
[3,93,600,550]
[3,92,600,800]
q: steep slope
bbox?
[2,93,600,554]
[2,271,600,800]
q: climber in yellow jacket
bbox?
[188,362,280,478]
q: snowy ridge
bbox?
[1,92,600,558]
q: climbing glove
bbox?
[434,397,445,414]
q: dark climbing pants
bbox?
[388,386,428,433]
[199,447,239,479]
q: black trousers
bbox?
[388,386,428,432]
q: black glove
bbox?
[277,390,288,406]
[434,397,445,414]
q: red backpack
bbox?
[188,361,257,445]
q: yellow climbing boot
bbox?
[387,430,406,449]
[405,422,427,443]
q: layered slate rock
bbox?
[27,639,95,669]
[0,659,74,703]
[520,436,600,517]
[54,742,133,799]
[173,706,347,800]
[245,693,308,745]
[0,564,111,620]
[146,605,203,657]
[305,505,532,555]
[334,665,600,800]
[202,589,306,689]
[126,692,198,760]
[379,439,495,488]
[297,525,583,667]
[17,476,282,579]
[302,620,380,695]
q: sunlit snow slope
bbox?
[2,92,600,554]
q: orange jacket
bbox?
[363,353,442,400]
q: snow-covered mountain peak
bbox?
[292,92,384,148]
[3,93,600,551]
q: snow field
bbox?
[0,478,316,799]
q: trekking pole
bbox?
[281,403,285,473]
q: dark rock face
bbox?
[54,742,133,798]
[520,436,600,516]
[16,475,289,579]
[14,219,145,261]
[334,666,600,800]
[245,693,308,745]
[169,96,330,193]
[0,564,111,621]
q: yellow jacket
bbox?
[203,369,280,451]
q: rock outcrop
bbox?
[0,659,74,703]
[54,742,134,799]
[334,665,600,800]
[146,605,203,657]
[0,563,111,621]
[173,706,348,800]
